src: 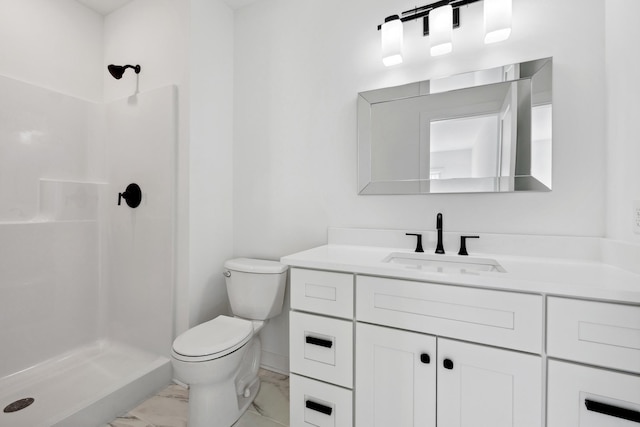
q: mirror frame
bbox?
[357,57,552,195]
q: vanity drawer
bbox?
[290,374,353,427]
[291,268,354,319]
[290,311,353,388]
[356,275,543,354]
[548,360,640,426]
[547,297,640,373]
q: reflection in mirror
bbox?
[358,58,552,194]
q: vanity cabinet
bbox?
[289,268,355,427]
[288,265,639,427]
[355,276,543,427]
[356,323,542,427]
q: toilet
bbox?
[171,258,288,427]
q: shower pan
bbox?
[0,75,177,427]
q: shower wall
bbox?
[0,74,176,380]
[104,86,177,356]
[0,76,103,378]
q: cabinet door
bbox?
[355,323,436,427]
[437,338,542,427]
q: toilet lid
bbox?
[224,258,288,274]
[172,315,253,359]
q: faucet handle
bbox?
[406,233,424,253]
[458,235,479,256]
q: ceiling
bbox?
[76,0,261,15]
[75,0,134,15]
[223,0,262,9]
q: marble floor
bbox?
[105,369,289,427]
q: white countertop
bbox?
[281,243,640,304]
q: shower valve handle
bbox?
[118,183,142,208]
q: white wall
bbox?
[0,0,103,101]
[187,0,235,328]
[0,79,102,377]
[104,0,236,333]
[234,0,606,252]
[104,86,177,356]
[605,0,640,244]
[103,0,188,102]
[234,0,607,370]
[0,0,104,377]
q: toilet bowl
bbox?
[171,258,287,427]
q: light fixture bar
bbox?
[377,0,511,65]
[377,0,481,30]
[401,0,480,23]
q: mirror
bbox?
[358,58,552,194]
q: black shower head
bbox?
[108,64,141,80]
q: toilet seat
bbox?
[172,315,253,362]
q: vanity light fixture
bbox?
[381,15,404,66]
[378,0,512,65]
[430,5,454,56]
[483,0,512,43]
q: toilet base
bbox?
[177,335,263,427]
[188,377,260,427]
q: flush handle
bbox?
[223,271,231,278]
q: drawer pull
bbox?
[585,399,640,423]
[306,400,333,416]
[305,336,333,348]
[443,358,454,370]
[420,353,431,364]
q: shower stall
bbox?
[0,73,177,426]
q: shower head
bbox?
[107,64,141,80]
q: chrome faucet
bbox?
[435,213,445,254]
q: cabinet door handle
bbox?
[420,353,431,364]
[443,358,454,370]
[306,400,333,416]
[305,336,333,348]
[585,399,640,423]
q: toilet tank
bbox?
[223,258,288,320]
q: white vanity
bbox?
[282,228,640,427]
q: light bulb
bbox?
[430,5,453,56]
[484,0,512,44]
[381,15,403,66]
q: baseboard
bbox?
[260,350,289,375]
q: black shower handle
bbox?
[118,183,142,208]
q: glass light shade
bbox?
[381,17,403,66]
[484,0,512,44]
[429,5,453,56]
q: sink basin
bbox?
[382,252,506,273]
